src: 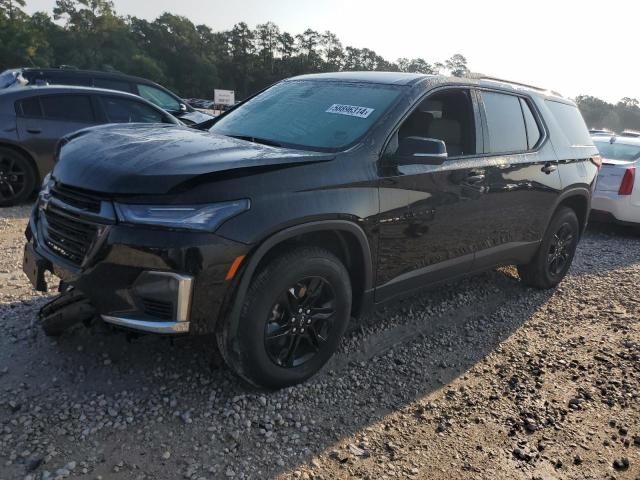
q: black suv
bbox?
[0,67,212,125]
[23,72,599,388]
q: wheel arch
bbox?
[553,188,591,235]
[219,220,374,358]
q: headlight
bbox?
[114,199,250,232]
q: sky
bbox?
[24,0,638,103]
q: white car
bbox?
[591,135,640,225]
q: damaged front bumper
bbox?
[23,186,249,335]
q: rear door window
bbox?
[99,95,165,123]
[40,95,95,123]
[545,100,592,146]
[481,91,528,153]
[16,97,43,117]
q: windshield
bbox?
[0,70,18,89]
[210,80,402,151]
[594,141,640,161]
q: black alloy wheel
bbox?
[518,206,580,289]
[218,247,351,389]
[547,222,576,277]
[264,276,337,368]
[0,148,36,206]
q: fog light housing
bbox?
[132,271,193,322]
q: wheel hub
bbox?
[264,277,336,368]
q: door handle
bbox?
[541,163,557,174]
[466,174,485,184]
[26,129,42,134]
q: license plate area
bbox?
[23,243,49,292]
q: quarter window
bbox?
[40,95,94,123]
[482,91,528,154]
[545,100,592,146]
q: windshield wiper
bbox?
[227,135,284,148]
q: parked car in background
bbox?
[591,134,640,225]
[589,128,615,136]
[621,129,640,138]
[0,85,181,206]
[23,72,598,388]
[0,67,213,126]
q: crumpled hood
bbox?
[53,124,334,195]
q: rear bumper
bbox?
[591,190,640,225]
[24,205,250,335]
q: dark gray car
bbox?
[0,85,180,206]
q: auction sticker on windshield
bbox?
[326,104,375,119]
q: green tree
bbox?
[445,53,469,77]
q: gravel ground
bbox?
[1,205,639,480]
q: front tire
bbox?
[0,147,37,207]
[518,207,580,289]
[219,247,351,389]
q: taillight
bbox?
[590,154,603,169]
[618,167,636,195]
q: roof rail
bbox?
[467,73,563,97]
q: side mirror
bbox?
[179,103,188,112]
[397,136,448,165]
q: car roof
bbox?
[0,85,161,105]
[286,71,569,102]
[290,71,432,86]
[19,67,159,86]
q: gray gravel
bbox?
[1,205,639,480]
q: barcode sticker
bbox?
[325,104,375,119]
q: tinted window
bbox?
[482,91,528,153]
[40,95,94,122]
[520,98,541,149]
[17,97,43,117]
[100,96,164,123]
[210,80,401,151]
[137,84,180,112]
[94,78,131,92]
[545,100,592,146]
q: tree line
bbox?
[574,96,640,133]
[1,0,638,131]
[0,0,469,99]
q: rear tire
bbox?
[518,207,579,289]
[0,147,37,207]
[218,247,351,389]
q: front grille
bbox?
[140,297,174,320]
[51,184,102,213]
[43,208,99,265]
[40,184,110,266]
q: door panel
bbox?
[16,117,96,175]
[472,90,562,271]
[16,94,99,175]
[375,87,484,302]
